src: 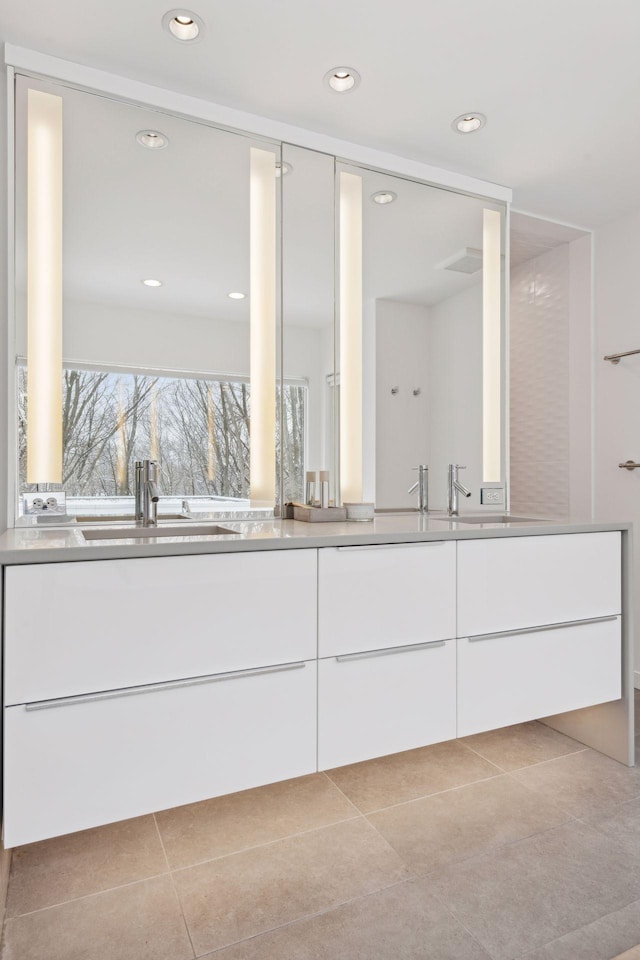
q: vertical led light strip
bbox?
[27,89,63,484]
[207,384,216,482]
[483,207,502,482]
[339,172,363,503]
[249,148,276,502]
[149,387,159,461]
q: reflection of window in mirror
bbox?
[17,362,305,517]
[13,75,286,523]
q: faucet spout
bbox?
[447,464,472,516]
[135,460,160,527]
[408,464,429,514]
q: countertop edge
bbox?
[0,519,632,566]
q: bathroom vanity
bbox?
[0,516,632,847]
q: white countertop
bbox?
[0,513,631,565]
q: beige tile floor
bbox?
[2,701,640,960]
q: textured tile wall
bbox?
[510,245,570,517]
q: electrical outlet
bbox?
[23,491,67,515]
[480,486,505,506]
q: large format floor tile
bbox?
[326,740,500,813]
[173,817,410,955]
[522,898,640,959]
[368,775,572,875]
[461,721,585,772]
[5,816,168,918]
[430,819,640,960]
[156,773,358,869]
[613,948,640,960]
[204,880,492,960]
[1,875,193,960]
[585,796,640,855]
[513,748,640,818]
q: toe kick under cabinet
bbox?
[1,530,625,846]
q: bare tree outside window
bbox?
[18,365,306,505]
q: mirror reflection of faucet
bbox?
[447,464,472,516]
[408,464,429,514]
[135,460,160,527]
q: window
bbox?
[17,364,306,514]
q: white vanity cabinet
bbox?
[317,541,457,767]
[1,528,628,847]
[456,533,622,736]
[3,549,318,847]
[5,549,317,704]
[5,659,317,847]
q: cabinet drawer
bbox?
[5,549,317,704]
[4,659,317,847]
[457,616,621,737]
[318,541,456,657]
[457,532,621,637]
[318,639,456,769]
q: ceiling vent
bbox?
[436,247,483,274]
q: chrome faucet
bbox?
[135,460,160,527]
[447,464,471,516]
[408,464,429,514]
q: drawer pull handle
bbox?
[336,639,446,662]
[468,615,619,643]
[336,541,445,552]
[24,661,307,711]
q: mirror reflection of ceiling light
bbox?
[325,67,361,93]
[136,130,169,150]
[142,279,163,287]
[228,291,246,299]
[162,9,205,42]
[371,191,397,205]
[452,113,486,133]
[275,161,293,178]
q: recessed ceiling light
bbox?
[371,191,397,205]
[136,130,169,150]
[324,67,361,93]
[452,113,486,134]
[275,161,293,178]
[228,291,246,300]
[162,9,205,42]
[142,279,163,287]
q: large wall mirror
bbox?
[11,74,506,525]
[14,75,291,521]
[336,162,507,511]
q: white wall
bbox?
[374,300,429,509]
[372,286,483,512]
[510,245,571,517]
[593,207,640,680]
[427,283,483,511]
[509,237,592,518]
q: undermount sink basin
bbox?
[433,514,540,524]
[75,514,188,523]
[82,524,239,541]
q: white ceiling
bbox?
[2,0,639,229]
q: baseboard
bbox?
[0,825,12,931]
